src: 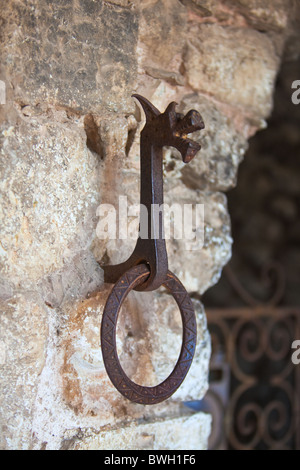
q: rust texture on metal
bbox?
[102,94,204,292]
[101,264,197,404]
[100,95,204,404]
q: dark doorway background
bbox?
[200,57,300,450]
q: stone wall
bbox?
[0,0,297,450]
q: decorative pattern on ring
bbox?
[101,264,197,404]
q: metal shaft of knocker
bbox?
[100,95,205,404]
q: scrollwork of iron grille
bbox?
[206,306,300,450]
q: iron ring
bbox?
[100,264,197,405]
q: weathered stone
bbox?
[138,0,187,68]
[67,413,212,450]
[178,0,213,18]
[60,284,209,414]
[38,250,104,308]
[144,66,185,87]
[174,94,249,191]
[0,0,138,114]
[224,0,291,32]
[165,188,232,294]
[184,24,280,119]
[0,277,14,301]
[178,0,291,34]
[28,287,209,449]
[0,106,100,290]
[0,292,48,450]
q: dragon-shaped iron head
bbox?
[133,94,205,163]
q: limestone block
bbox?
[138,0,187,68]
[0,292,48,450]
[0,106,100,290]
[66,413,212,450]
[171,94,249,191]
[29,287,210,449]
[165,187,232,294]
[178,0,290,32]
[224,0,291,31]
[60,287,210,416]
[0,0,138,114]
[184,24,279,119]
[38,250,104,308]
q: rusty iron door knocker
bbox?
[100,95,204,404]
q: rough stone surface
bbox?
[0,105,100,290]
[0,0,298,452]
[174,94,249,191]
[165,188,232,294]
[0,0,138,114]
[184,25,279,120]
[67,413,212,450]
[28,289,210,449]
[223,0,291,32]
[0,292,48,449]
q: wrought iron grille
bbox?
[199,264,300,450]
